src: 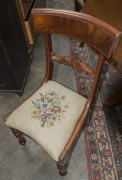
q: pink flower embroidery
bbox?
[49,122,54,126]
[61,96,66,101]
[32,110,37,114]
[41,112,50,121]
[64,105,69,109]
[51,106,61,114]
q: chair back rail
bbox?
[31,8,121,58]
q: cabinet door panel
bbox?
[0,0,31,94]
[24,0,46,46]
[19,0,34,20]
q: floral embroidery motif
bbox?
[31,90,69,127]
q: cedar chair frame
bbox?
[5,8,121,176]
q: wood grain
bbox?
[32,8,121,58]
[82,0,122,71]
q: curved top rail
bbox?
[31,8,121,58]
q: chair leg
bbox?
[74,0,82,11]
[79,42,84,48]
[57,160,68,176]
[11,128,26,146]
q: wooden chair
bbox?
[4,8,121,176]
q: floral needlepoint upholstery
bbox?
[31,90,69,128]
[5,81,87,161]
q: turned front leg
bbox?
[57,160,68,176]
[11,128,26,146]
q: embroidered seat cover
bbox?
[6,81,87,161]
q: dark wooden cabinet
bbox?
[0,0,31,95]
[15,0,46,57]
[0,0,46,95]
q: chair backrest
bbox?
[31,8,121,98]
[31,7,121,100]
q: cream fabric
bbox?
[6,81,87,161]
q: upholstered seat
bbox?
[6,81,87,161]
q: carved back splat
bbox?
[50,52,95,78]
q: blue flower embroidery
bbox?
[42,103,48,108]
[52,116,56,121]
[48,91,58,96]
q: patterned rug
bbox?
[70,39,122,180]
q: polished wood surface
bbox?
[82,0,122,72]
[32,8,121,58]
[104,87,122,109]
[5,8,121,176]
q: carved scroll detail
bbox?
[50,52,95,78]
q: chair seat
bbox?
[5,81,87,161]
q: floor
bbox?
[0,0,88,179]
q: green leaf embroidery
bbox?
[47,98,53,103]
[39,93,44,102]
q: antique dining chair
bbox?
[4,8,121,176]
